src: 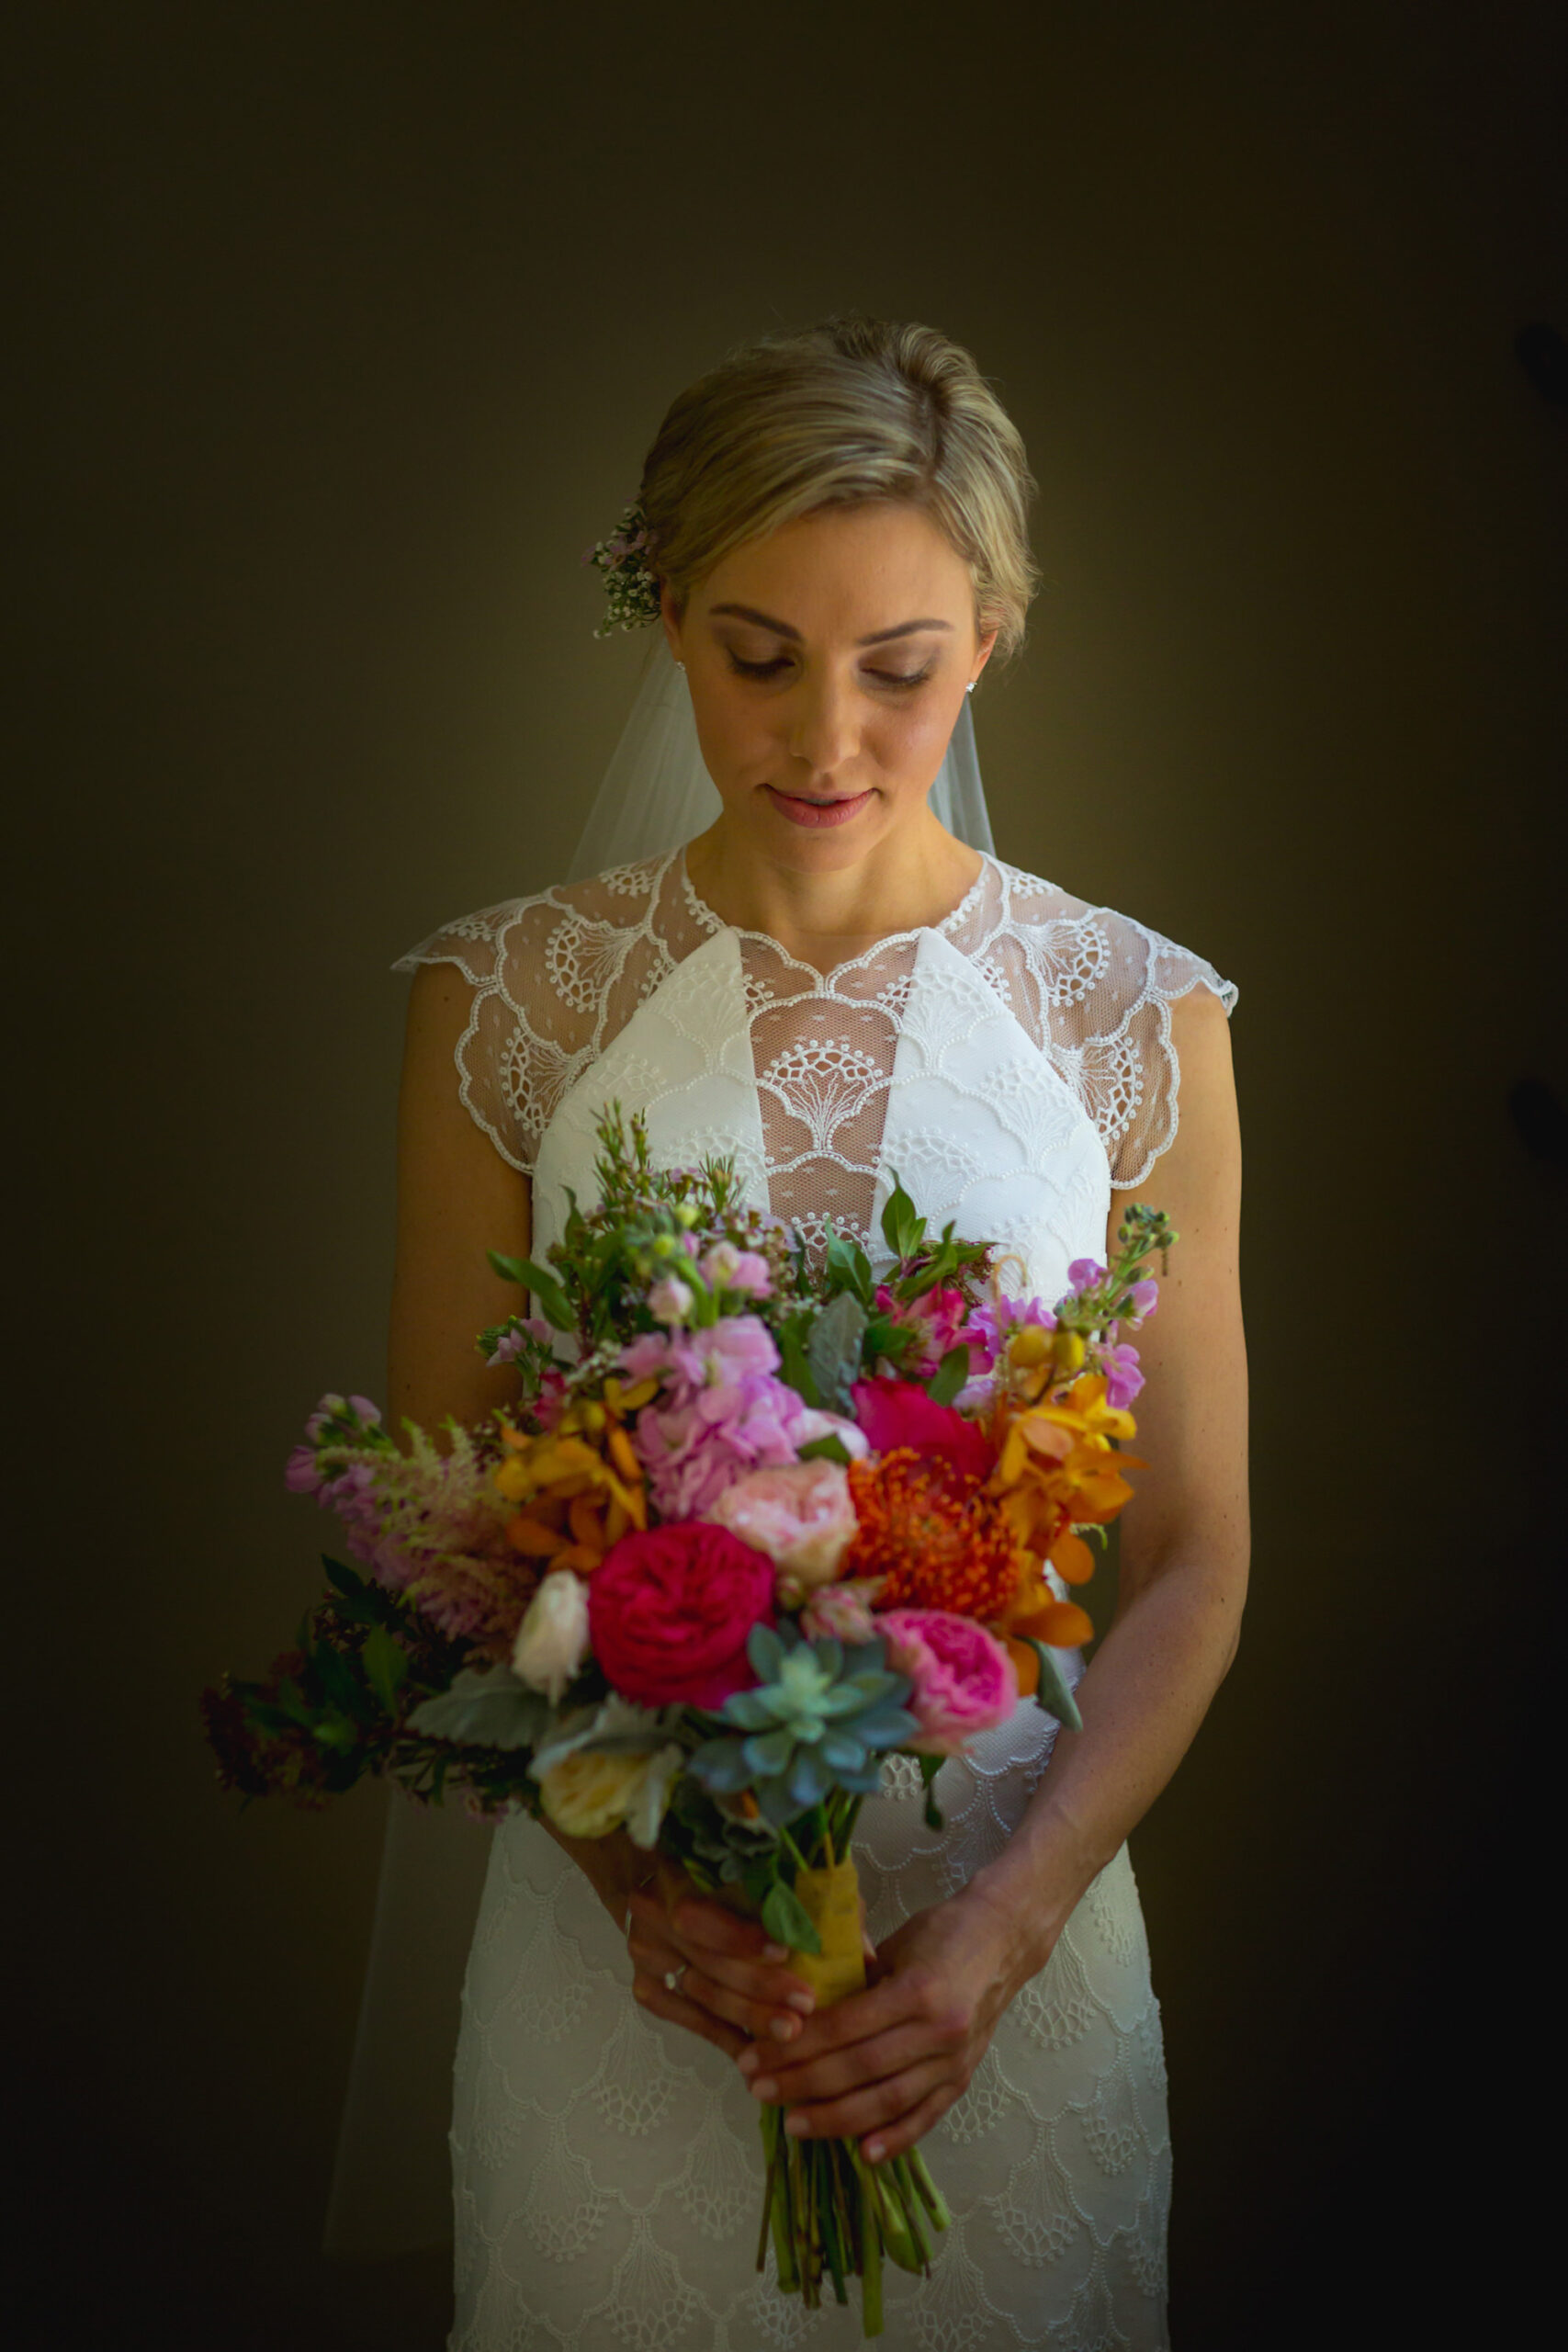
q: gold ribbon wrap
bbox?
[788,1859,866,2007]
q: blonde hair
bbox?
[639,316,1041,664]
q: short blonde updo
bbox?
[639,316,1041,665]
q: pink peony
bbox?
[706,1461,858,1588]
[588,1523,775,1710]
[850,1378,994,1481]
[874,1608,1020,1755]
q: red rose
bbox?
[850,1377,993,1481]
[588,1523,775,1711]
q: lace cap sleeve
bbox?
[390,859,676,1176]
[987,866,1237,1193]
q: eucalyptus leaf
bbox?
[1021,1638,1085,1734]
[807,1290,869,1413]
[407,1664,550,1751]
[761,1878,822,1956]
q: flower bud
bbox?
[512,1570,591,1703]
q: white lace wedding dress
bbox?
[394,848,1235,2352]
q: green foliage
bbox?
[1017,1638,1084,1734]
[806,1292,868,1415]
[761,1877,822,1956]
[926,1345,971,1408]
[407,1664,550,1751]
[918,1752,946,1831]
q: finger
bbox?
[626,1919,810,2049]
[861,2085,957,2168]
[749,1966,951,2070]
[743,2018,952,2107]
[665,1890,815,1985]
[783,2057,954,2145]
[631,1965,750,2063]
[626,1893,817,2023]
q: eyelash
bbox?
[726,652,933,692]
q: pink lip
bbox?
[763,784,875,830]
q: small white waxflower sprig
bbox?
[582,501,662,639]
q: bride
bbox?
[387,316,1247,2349]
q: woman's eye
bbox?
[726,651,934,691]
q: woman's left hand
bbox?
[736,1880,1049,2165]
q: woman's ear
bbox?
[971,626,1000,685]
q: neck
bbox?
[683,807,983,969]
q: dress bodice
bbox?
[394,847,1235,1308]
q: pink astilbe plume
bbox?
[302,1423,537,1657]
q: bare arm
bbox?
[741,988,1248,2159]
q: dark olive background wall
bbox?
[12,5,1564,2346]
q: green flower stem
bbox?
[907,2143,953,2231]
[890,2156,932,2266]
[859,2169,884,2336]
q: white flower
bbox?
[511,1570,591,1702]
[648,1275,694,1326]
[624,1744,686,1850]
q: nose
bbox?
[786,668,860,783]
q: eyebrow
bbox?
[708,603,953,646]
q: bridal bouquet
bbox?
[203,1106,1172,2335]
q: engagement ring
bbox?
[663,1964,689,1994]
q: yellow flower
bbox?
[536,1747,659,1841]
[492,1384,655,1572]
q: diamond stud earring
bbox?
[965,680,976,694]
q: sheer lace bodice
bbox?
[395,849,1235,1271]
[391,851,1235,2351]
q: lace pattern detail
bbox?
[393,851,1235,1203]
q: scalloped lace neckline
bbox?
[675,844,994,985]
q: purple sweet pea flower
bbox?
[1102,1341,1145,1409]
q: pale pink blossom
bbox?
[705,1461,858,1589]
[699,1240,773,1296]
[800,1580,883,1645]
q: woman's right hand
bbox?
[626,1861,818,2064]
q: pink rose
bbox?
[850,1378,994,1481]
[588,1523,774,1710]
[706,1461,858,1589]
[874,1608,1020,1755]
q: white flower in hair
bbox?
[583,502,662,638]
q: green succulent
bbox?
[689,1623,918,1829]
